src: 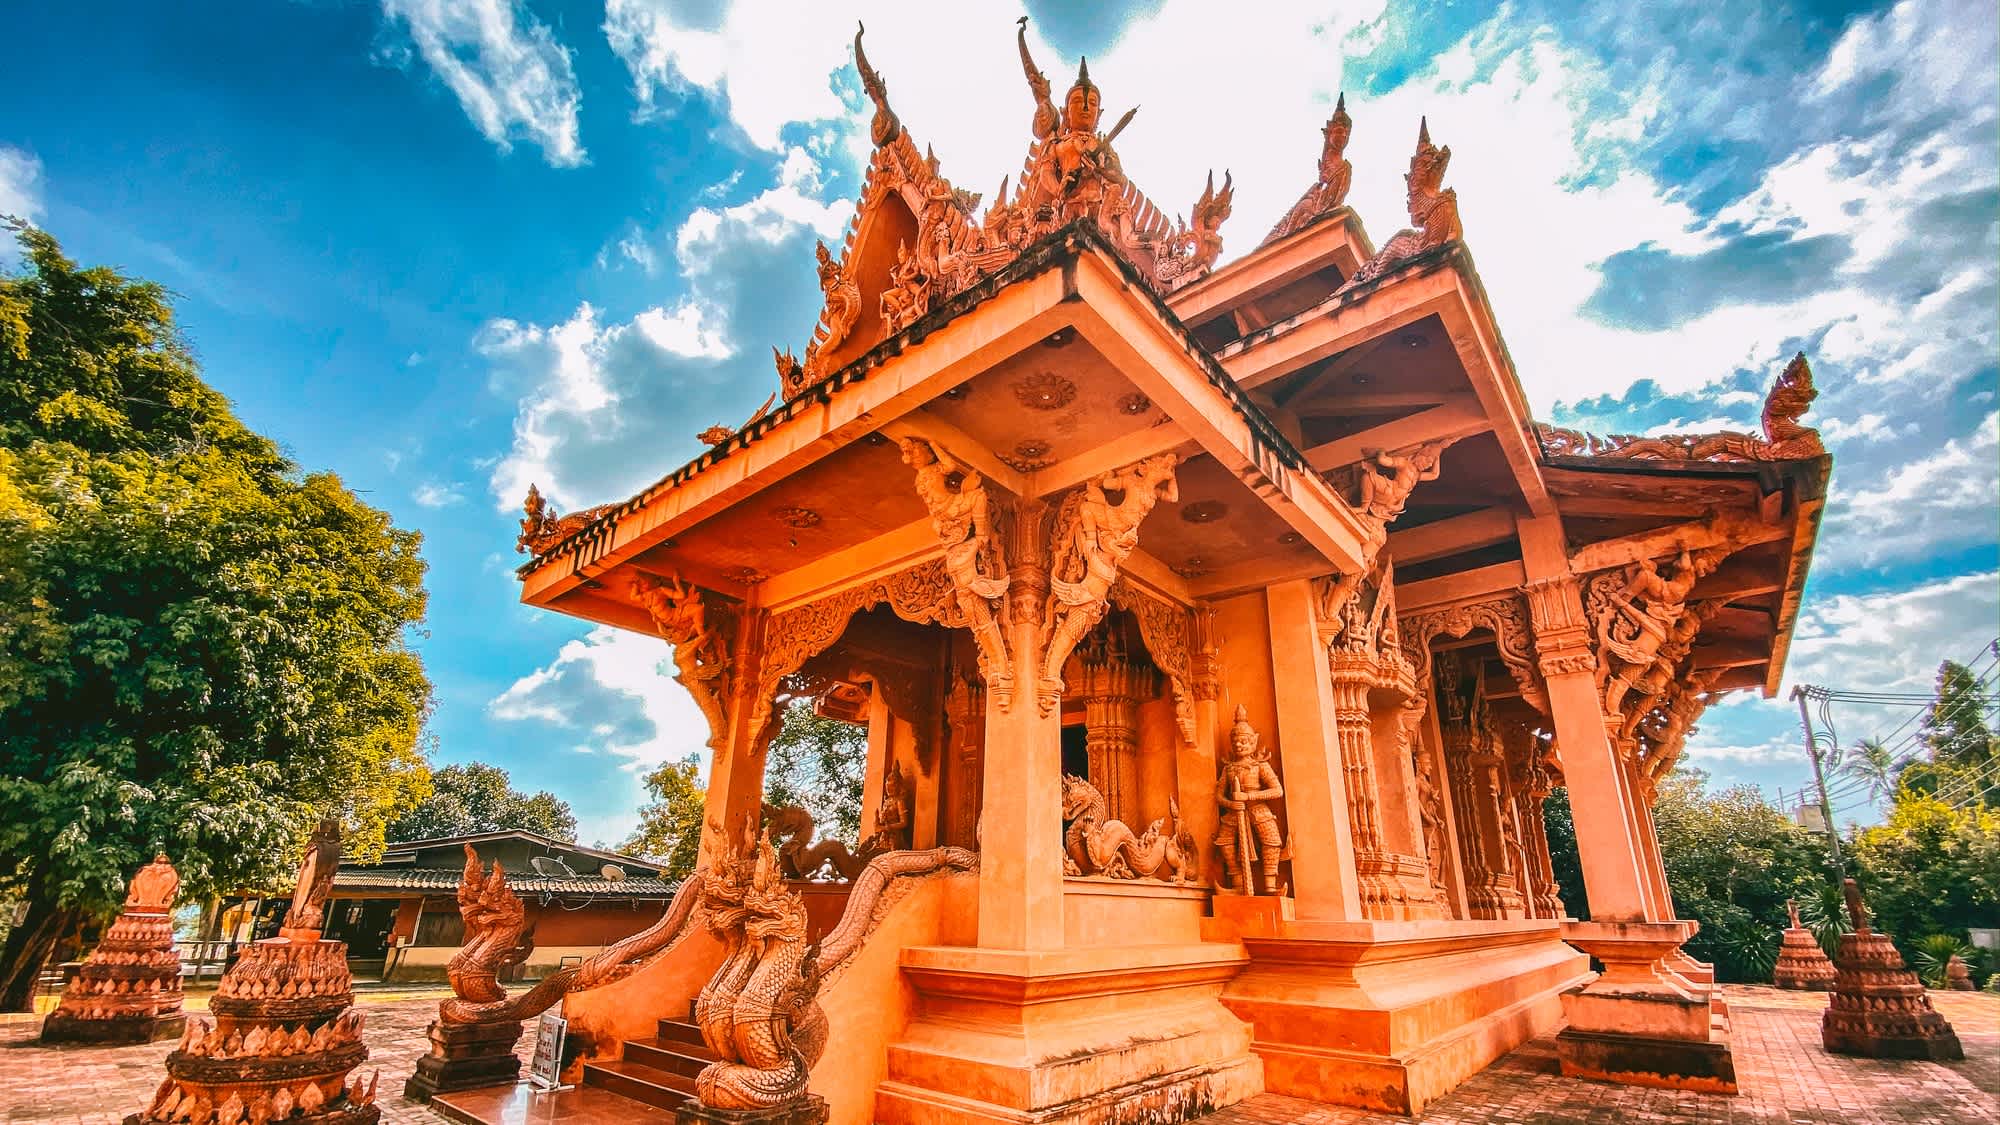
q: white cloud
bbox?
[380,0,586,167]
[1823,413,1999,568]
[485,146,848,511]
[1785,570,2000,696]
[0,144,44,222]
[490,626,710,769]
[412,480,467,508]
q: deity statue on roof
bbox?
[1267,94,1354,244]
[1018,22,1133,228]
[1345,118,1464,288]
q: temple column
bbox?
[1416,702,1470,918]
[1266,579,1362,920]
[977,505,1064,951]
[1328,663,1390,917]
[1519,518,1736,1093]
[698,606,772,865]
[1178,605,1224,877]
[1076,642,1152,824]
[1520,574,1654,922]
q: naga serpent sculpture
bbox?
[440,859,710,1026]
[1060,773,1197,883]
[694,821,976,1110]
[762,802,867,882]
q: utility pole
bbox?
[1793,685,1845,877]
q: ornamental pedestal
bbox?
[1773,902,1835,991]
[676,1095,828,1125]
[403,1019,527,1102]
[1822,882,1961,1061]
[128,820,380,1125]
[43,855,185,1046]
[1555,921,1737,1095]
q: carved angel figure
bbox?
[1042,454,1179,701]
[878,240,931,334]
[804,240,861,367]
[1267,93,1354,244]
[1355,440,1448,534]
[1214,706,1286,895]
[634,573,731,748]
[901,437,1012,704]
[1345,118,1462,288]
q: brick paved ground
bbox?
[2,984,1993,1123]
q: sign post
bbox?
[528,1011,570,1090]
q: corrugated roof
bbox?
[332,867,676,898]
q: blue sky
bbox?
[4,0,1994,845]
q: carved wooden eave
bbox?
[1168,206,1376,331]
[515,223,1375,629]
[1213,241,1555,520]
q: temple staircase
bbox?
[579,1001,712,1111]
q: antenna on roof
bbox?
[600,864,626,882]
[530,856,578,878]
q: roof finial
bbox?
[854,22,900,147]
[1418,115,1432,147]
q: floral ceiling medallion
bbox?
[1014,372,1077,411]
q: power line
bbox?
[1796,637,2000,817]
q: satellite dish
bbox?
[600,864,626,882]
[530,856,578,878]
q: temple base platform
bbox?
[874,942,1263,1125]
[1555,921,1737,1095]
[1208,897,1589,1116]
[676,1095,829,1125]
[39,1009,185,1045]
[403,1019,528,1102]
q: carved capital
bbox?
[903,436,1015,710]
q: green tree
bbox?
[1650,770,1833,981]
[387,762,576,842]
[1543,771,1833,982]
[621,697,871,884]
[762,699,869,843]
[1901,660,1999,807]
[0,226,432,1009]
[1838,737,1898,804]
[623,754,706,885]
[1847,793,2000,952]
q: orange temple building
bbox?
[490,23,1829,1125]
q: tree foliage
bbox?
[621,697,870,885]
[387,762,575,842]
[623,754,705,886]
[1545,771,1833,982]
[0,226,433,1007]
[1650,770,1834,981]
[1848,794,2000,952]
[1899,660,1999,806]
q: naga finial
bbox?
[854,22,900,147]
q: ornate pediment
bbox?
[786,21,1235,398]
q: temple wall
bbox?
[1135,695,1181,830]
[811,871,976,1125]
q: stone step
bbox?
[625,1034,717,1078]
[582,1057,698,1110]
[431,1081,679,1125]
[658,1016,708,1048]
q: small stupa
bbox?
[1822,878,1963,1060]
[42,853,186,1044]
[1944,954,1975,991]
[127,820,381,1125]
[1772,898,1836,991]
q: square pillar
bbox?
[1265,579,1362,920]
[976,611,1065,950]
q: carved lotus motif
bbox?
[1013,372,1077,411]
